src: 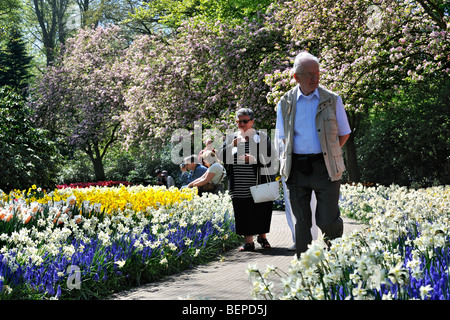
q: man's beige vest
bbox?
[279,86,346,182]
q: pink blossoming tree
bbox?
[119,10,301,152]
[30,25,131,181]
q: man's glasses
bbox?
[300,72,320,79]
[236,119,252,124]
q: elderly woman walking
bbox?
[220,108,275,251]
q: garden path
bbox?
[109,210,365,300]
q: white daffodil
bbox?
[114,260,126,269]
[419,285,433,300]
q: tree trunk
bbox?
[75,0,91,27]
[92,156,106,182]
[344,133,361,183]
[33,0,57,66]
[83,143,106,182]
[32,0,70,66]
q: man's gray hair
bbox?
[292,52,320,75]
[236,108,254,120]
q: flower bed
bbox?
[247,184,450,300]
[0,185,240,299]
[56,181,133,189]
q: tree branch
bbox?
[416,0,447,30]
[100,123,119,159]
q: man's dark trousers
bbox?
[286,154,343,258]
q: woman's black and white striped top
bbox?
[230,141,257,199]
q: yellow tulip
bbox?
[4,185,198,219]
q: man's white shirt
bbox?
[276,86,351,154]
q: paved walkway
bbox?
[109,210,365,300]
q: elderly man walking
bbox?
[276,52,351,257]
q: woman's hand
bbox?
[189,172,215,187]
[233,136,247,146]
[238,153,256,163]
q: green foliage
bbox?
[58,144,182,186]
[356,79,450,187]
[0,0,22,33]
[128,0,274,32]
[0,29,32,92]
[55,150,95,184]
[105,145,181,185]
[0,86,61,192]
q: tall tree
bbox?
[0,29,33,92]
[75,0,157,35]
[74,0,93,27]
[0,0,22,44]
[127,0,274,34]
[30,25,131,181]
[119,7,299,151]
[0,86,60,191]
[27,0,73,65]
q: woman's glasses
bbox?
[236,119,252,124]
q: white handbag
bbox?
[250,180,280,203]
[250,163,279,203]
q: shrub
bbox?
[355,79,450,187]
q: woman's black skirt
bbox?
[232,197,273,236]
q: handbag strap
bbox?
[256,155,273,185]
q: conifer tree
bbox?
[0,29,32,92]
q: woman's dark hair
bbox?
[236,108,254,120]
